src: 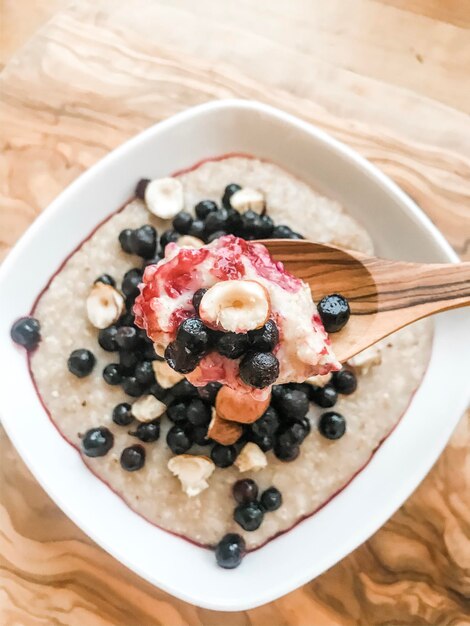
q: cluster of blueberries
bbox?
[216,479,282,569]
[115,181,303,275]
[80,363,356,473]
[166,305,281,388]
[139,179,303,251]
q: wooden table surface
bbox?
[1,1,469,624]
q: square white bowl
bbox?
[0,100,469,611]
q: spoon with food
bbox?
[134,234,470,401]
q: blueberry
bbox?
[273,441,300,462]
[211,443,237,468]
[160,229,179,250]
[119,229,134,253]
[122,376,145,397]
[241,210,274,239]
[225,208,243,234]
[187,398,211,426]
[103,363,123,385]
[11,316,41,350]
[172,211,193,234]
[149,380,169,402]
[232,479,258,504]
[192,288,207,315]
[206,230,227,243]
[288,382,312,396]
[192,425,211,446]
[188,219,205,238]
[167,401,188,424]
[195,199,218,220]
[318,411,346,440]
[135,178,150,199]
[215,533,245,569]
[134,360,155,386]
[129,419,160,442]
[176,318,210,356]
[310,384,338,408]
[120,444,146,471]
[239,352,280,389]
[130,225,157,259]
[271,225,303,239]
[271,384,287,402]
[298,416,311,438]
[94,273,115,287]
[119,350,139,373]
[258,215,274,238]
[248,320,279,352]
[277,421,308,448]
[171,379,198,399]
[274,389,309,419]
[112,402,133,426]
[98,325,118,352]
[115,326,140,351]
[67,349,96,378]
[122,268,143,299]
[249,431,274,452]
[142,254,162,269]
[204,208,229,234]
[317,294,350,333]
[167,425,192,454]
[81,427,114,457]
[234,501,264,531]
[252,406,279,438]
[140,343,156,362]
[117,310,135,328]
[222,183,242,209]
[332,368,357,395]
[216,332,250,359]
[197,381,222,404]
[260,487,282,512]
[165,341,200,374]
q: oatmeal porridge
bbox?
[14,157,432,566]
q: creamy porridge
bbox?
[20,157,432,561]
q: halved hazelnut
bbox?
[86,283,125,329]
[199,280,270,333]
[229,187,265,214]
[177,235,205,249]
[144,177,184,219]
[216,385,270,424]
[234,442,267,473]
[208,409,243,445]
[152,360,184,388]
[131,395,166,422]
[167,454,215,497]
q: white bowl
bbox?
[0,100,469,611]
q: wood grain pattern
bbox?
[1,1,469,624]
[266,240,470,361]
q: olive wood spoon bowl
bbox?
[262,239,470,363]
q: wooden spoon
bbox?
[262,239,470,363]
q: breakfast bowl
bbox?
[0,100,469,611]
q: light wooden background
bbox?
[0,1,469,624]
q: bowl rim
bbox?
[0,99,467,611]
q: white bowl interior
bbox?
[0,100,468,611]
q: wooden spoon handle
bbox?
[263,239,470,362]
[362,258,470,320]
